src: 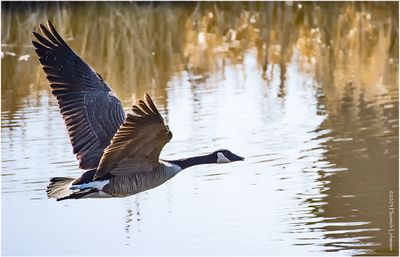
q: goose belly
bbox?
[102,170,176,197]
[81,190,113,199]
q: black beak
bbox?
[232,154,245,161]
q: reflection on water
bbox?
[1,2,398,256]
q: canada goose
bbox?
[32,21,244,201]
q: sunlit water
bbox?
[1,2,398,256]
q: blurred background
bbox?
[1,2,398,256]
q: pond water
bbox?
[1,2,398,256]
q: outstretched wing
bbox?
[94,94,172,180]
[32,21,125,170]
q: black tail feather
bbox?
[47,177,99,201]
[56,188,98,201]
[47,177,75,200]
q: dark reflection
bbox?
[283,85,398,254]
[125,209,133,241]
[124,199,142,246]
[315,86,399,255]
[2,1,398,256]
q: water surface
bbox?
[1,2,398,256]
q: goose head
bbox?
[214,149,245,163]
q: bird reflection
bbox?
[124,198,142,246]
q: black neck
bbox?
[167,154,216,170]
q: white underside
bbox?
[69,180,113,198]
[69,180,110,191]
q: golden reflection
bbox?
[2,2,398,112]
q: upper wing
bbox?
[94,94,172,180]
[32,21,125,170]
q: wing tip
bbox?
[31,32,42,45]
[47,20,54,28]
[144,93,152,105]
[31,39,38,46]
[47,20,58,36]
[143,93,158,113]
[36,21,53,34]
[38,20,53,30]
[39,23,47,33]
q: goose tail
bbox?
[47,177,76,201]
[47,177,103,201]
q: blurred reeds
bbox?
[1,2,398,114]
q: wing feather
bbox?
[94,94,172,180]
[32,21,125,169]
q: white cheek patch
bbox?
[217,152,231,163]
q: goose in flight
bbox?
[32,21,244,201]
